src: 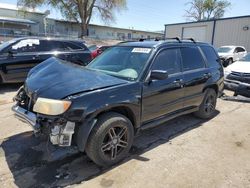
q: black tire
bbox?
[85,112,134,167]
[194,89,217,119]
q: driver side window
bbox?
[151,48,181,75]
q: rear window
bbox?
[200,46,220,68]
[180,47,205,71]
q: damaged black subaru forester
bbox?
[12,40,224,166]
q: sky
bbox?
[1,0,250,31]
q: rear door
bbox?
[142,48,184,123]
[181,46,210,108]
[237,47,247,59]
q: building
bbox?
[165,15,250,51]
[0,3,163,41]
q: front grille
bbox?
[227,71,250,84]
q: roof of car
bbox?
[118,40,209,48]
[219,45,245,49]
[13,37,85,43]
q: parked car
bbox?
[0,37,93,84]
[218,46,247,67]
[97,45,112,55]
[12,40,224,167]
[224,53,250,97]
[86,44,99,59]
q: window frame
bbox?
[150,47,182,76]
[179,46,207,73]
[199,45,220,68]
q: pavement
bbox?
[0,84,250,188]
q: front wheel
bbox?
[85,112,134,167]
[194,89,217,119]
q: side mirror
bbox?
[150,70,168,80]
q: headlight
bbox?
[33,98,72,115]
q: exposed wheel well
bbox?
[203,84,218,95]
[97,106,137,128]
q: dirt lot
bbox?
[0,84,250,188]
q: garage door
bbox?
[183,26,206,42]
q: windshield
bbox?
[87,46,152,80]
[0,38,19,51]
[217,47,233,53]
[240,53,250,61]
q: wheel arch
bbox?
[203,84,218,95]
[76,105,138,152]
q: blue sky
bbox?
[2,0,250,31]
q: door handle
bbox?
[173,79,184,87]
[203,73,211,79]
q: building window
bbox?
[128,33,132,39]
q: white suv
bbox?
[218,46,247,67]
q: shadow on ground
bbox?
[1,112,219,188]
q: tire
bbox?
[85,112,134,167]
[194,89,217,119]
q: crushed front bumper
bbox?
[224,79,250,98]
[12,104,76,147]
[11,105,40,132]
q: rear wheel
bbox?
[85,112,134,167]
[194,89,217,119]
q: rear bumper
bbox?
[11,105,39,131]
[224,79,250,97]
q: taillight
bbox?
[91,52,95,60]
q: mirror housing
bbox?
[149,70,168,80]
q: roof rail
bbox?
[165,37,182,43]
[183,38,196,43]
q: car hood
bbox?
[25,57,128,99]
[226,61,250,73]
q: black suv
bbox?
[12,39,224,166]
[0,37,93,84]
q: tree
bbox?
[185,0,231,21]
[18,0,127,38]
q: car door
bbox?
[180,46,210,108]
[233,47,241,61]
[238,47,247,59]
[141,48,184,123]
[1,39,41,82]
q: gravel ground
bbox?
[0,85,250,188]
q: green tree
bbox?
[18,0,127,38]
[185,0,231,21]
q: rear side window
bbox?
[64,42,83,50]
[200,46,220,68]
[37,40,66,51]
[151,48,181,75]
[180,47,205,71]
[237,47,245,52]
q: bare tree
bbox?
[185,0,231,21]
[18,0,127,38]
